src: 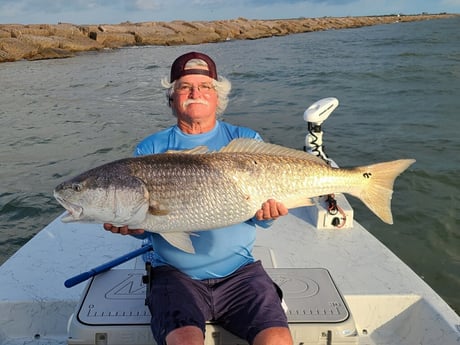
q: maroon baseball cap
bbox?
[170,52,218,82]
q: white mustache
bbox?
[183,99,209,107]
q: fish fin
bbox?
[149,206,169,216]
[355,159,416,224]
[306,199,315,206]
[148,200,170,215]
[221,138,328,165]
[160,233,196,254]
[166,146,210,154]
[280,196,316,208]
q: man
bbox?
[104,52,293,345]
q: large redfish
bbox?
[54,139,415,253]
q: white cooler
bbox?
[67,268,358,345]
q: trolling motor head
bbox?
[303,97,339,163]
[303,97,339,126]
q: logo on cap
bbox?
[170,52,218,82]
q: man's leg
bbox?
[147,266,210,345]
[213,261,292,345]
[253,327,293,345]
[165,326,205,345]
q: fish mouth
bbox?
[54,194,83,222]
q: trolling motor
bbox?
[302,97,354,229]
[303,97,339,164]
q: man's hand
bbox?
[103,223,145,236]
[255,199,288,221]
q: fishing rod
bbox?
[64,244,153,288]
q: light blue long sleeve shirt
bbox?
[134,121,273,280]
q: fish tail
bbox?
[355,159,415,224]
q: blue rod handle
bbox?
[64,244,153,288]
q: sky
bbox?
[0,0,459,25]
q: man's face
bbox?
[171,74,218,122]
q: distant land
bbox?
[0,13,456,63]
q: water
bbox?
[1,18,459,313]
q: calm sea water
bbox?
[1,17,459,313]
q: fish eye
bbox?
[71,183,83,192]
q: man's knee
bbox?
[165,325,205,345]
[252,326,293,345]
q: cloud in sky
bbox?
[0,0,458,24]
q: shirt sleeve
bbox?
[131,232,149,239]
[247,218,274,229]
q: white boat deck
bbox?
[1,202,460,344]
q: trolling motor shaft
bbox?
[302,97,354,229]
[303,97,339,164]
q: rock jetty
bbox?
[0,14,455,63]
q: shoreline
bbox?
[0,14,456,63]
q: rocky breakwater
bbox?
[0,14,454,63]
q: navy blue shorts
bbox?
[146,261,288,345]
